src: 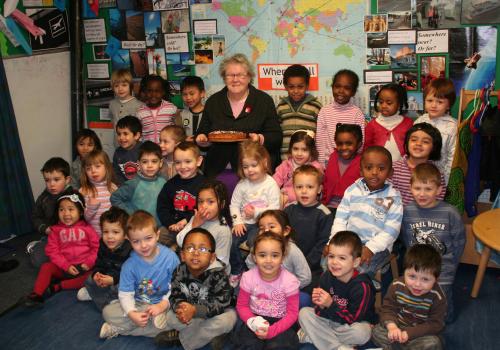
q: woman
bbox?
[196,53,282,179]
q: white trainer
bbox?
[77,287,92,301]
[99,322,121,339]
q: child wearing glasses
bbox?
[154,228,236,349]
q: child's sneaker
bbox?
[297,328,312,344]
[20,293,44,308]
[99,322,121,339]
[153,312,167,329]
[26,240,39,255]
[77,287,92,301]
[337,345,355,350]
[154,329,181,347]
[228,273,242,288]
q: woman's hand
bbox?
[195,134,210,147]
[248,133,264,144]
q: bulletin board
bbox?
[0,0,70,58]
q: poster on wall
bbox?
[390,44,416,69]
[407,91,424,119]
[27,8,70,51]
[415,0,462,29]
[460,0,500,25]
[144,11,162,46]
[257,64,319,90]
[377,0,411,12]
[420,55,446,89]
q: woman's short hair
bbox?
[218,53,255,84]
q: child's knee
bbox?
[351,322,372,344]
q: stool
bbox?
[470,208,500,298]
[374,253,399,310]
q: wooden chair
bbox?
[374,253,399,311]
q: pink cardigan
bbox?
[273,158,323,205]
[364,116,413,157]
[322,151,361,206]
[45,220,100,271]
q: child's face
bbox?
[128,226,160,261]
[174,148,202,179]
[293,173,321,207]
[43,170,70,195]
[113,81,131,99]
[253,239,283,281]
[335,132,360,160]
[58,199,81,226]
[425,93,450,119]
[139,153,163,179]
[159,131,178,157]
[285,76,308,103]
[258,215,290,237]
[360,151,392,191]
[291,140,311,166]
[242,157,266,182]
[77,137,95,159]
[181,232,215,277]
[85,160,106,183]
[377,89,399,117]
[327,244,360,283]
[197,188,219,221]
[404,267,436,296]
[332,74,355,105]
[101,221,126,251]
[408,130,433,160]
[181,86,205,111]
[117,127,141,150]
[410,180,441,208]
[145,80,164,108]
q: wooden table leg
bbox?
[471,246,491,298]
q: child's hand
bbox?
[311,287,333,308]
[98,274,114,287]
[255,327,268,340]
[128,311,149,327]
[400,331,409,343]
[175,302,196,324]
[67,265,79,276]
[387,323,403,343]
[279,192,288,209]
[186,135,195,142]
[322,244,329,257]
[232,224,247,237]
[243,204,255,219]
[45,227,53,235]
[360,246,374,266]
[192,208,211,228]
[81,264,89,271]
[146,300,169,318]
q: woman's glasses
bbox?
[225,73,248,80]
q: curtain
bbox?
[0,55,34,239]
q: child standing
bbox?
[157,142,205,245]
[113,115,142,185]
[109,69,144,130]
[229,140,281,285]
[23,191,100,307]
[180,76,206,139]
[391,123,446,206]
[284,165,333,287]
[372,244,446,349]
[364,83,413,162]
[415,78,457,185]
[273,130,323,207]
[77,207,132,310]
[111,141,166,226]
[401,163,465,322]
[316,69,365,167]
[158,125,186,181]
[277,64,322,160]
[29,158,73,268]
[100,210,180,339]
[298,231,375,349]
[232,231,300,349]
[70,129,102,189]
[331,146,403,275]
[154,228,236,349]
[322,124,363,213]
[136,75,178,144]
[176,180,232,270]
[79,150,117,236]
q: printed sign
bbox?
[257,64,319,91]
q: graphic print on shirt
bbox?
[59,228,87,242]
[119,161,139,179]
[372,197,394,221]
[250,288,287,318]
[174,190,196,212]
[179,282,209,304]
[410,221,447,255]
[328,287,348,308]
[137,278,159,303]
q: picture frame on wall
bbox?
[460,0,500,25]
[419,55,447,90]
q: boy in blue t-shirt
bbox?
[100,210,179,339]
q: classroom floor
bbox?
[0,233,499,350]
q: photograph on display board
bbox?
[137,0,154,10]
[419,55,446,90]
[449,26,497,91]
[407,91,424,119]
[367,33,388,48]
[194,35,212,50]
[130,49,148,77]
[147,48,168,79]
[169,80,181,96]
[364,14,388,32]
[126,11,145,41]
[153,0,189,10]
[100,0,118,7]
[212,35,225,57]
[144,11,162,47]
[27,8,70,52]
[394,71,418,90]
[171,64,192,78]
[388,11,412,30]
[377,0,412,12]
[415,0,462,29]
[166,53,181,64]
[390,44,416,69]
[460,0,500,25]
[367,48,391,67]
[86,80,115,106]
[93,44,111,60]
[181,52,195,65]
[195,49,213,64]
[190,0,212,4]
[111,49,131,71]
[109,9,128,40]
[117,0,137,9]
[161,9,190,33]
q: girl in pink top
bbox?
[273,130,323,208]
[364,83,413,162]
[233,231,300,349]
[79,150,117,236]
[23,191,100,307]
